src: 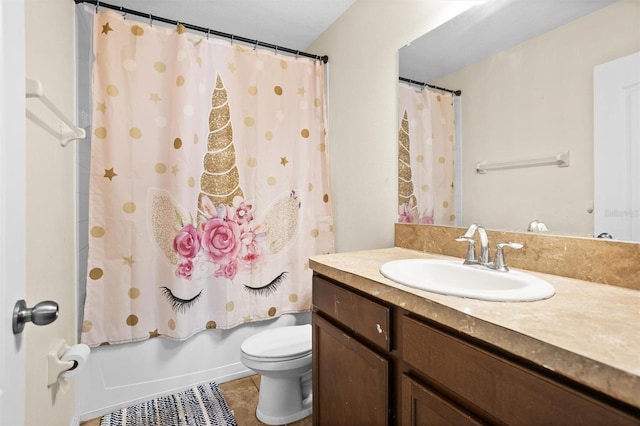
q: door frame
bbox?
[0,0,26,424]
[594,51,640,241]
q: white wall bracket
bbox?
[25,78,86,147]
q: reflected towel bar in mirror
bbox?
[476,151,569,174]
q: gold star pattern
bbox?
[297,87,306,95]
[149,329,159,338]
[171,165,180,175]
[280,157,289,166]
[149,92,161,103]
[96,102,106,113]
[227,62,237,72]
[123,256,135,267]
[104,168,117,181]
[102,22,113,35]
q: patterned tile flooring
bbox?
[81,374,312,426]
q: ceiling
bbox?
[399,0,619,83]
[88,0,356,53]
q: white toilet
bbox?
[240,323,313,425]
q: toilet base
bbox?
[256,375,312,425]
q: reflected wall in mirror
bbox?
[398,0,640,241]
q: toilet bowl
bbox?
[240,324,312,425]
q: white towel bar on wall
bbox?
[476,151,570,174]
[25,78,86,147]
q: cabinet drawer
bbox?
[313,275,391,351]
[402,315,638,425]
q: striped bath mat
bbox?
[100,382,237,426]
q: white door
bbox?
[0,0,26,425]
[594,52,640,241]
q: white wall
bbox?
[435,1,640,236]
[24,0,78,425]
[308,0,481,253]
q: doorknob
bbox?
[12,299,59,334]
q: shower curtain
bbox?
[398,82,456,225]
[82,10,334,346]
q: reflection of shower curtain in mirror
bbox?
[398,83,456,225]
[82,10,334,346]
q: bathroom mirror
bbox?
[398,0,640,241]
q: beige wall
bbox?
[309,0,480,252]
[25,0,78,424]
[435,1,640,237]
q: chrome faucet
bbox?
[456,223,523,271]
[456,223,490,265]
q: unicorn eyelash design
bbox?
[161,286,203,314]
[243,272,288,296]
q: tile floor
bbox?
[80,374,312,426]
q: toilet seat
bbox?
[241,324,311,362]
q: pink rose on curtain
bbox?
[173,223,201,259]
[175,259,194,279]
[201,217,242,264]
[238,229,264,268]
[171,197,265,280]
[214,261,239,279]
[398,202,415,223]
[398,199,419,223]
[234,201,254,225]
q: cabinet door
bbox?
[402,375,484,426]
[313,312,389,426]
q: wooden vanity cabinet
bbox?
[312,275,393,425]
[312,273,640,425]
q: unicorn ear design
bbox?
[148,188,190,265]
[262,191,300,255]
[398,110,417,208]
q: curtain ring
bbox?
[253,40,258,50]
[295,50,299,60]
[206,29,210,40]
[149,14,153,27]
[230,34,234,45]
[120,6,126,19]
[274,46,278,55]
[95,0,99,13]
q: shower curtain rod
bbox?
[74,0,329,64]
[399,77,461,96]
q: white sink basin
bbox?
[379,259,555,302]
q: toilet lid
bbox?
[241,324,312,359]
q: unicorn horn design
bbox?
[199,74,244,215]
[398,110,417,207]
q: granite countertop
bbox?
[309,247,640,409]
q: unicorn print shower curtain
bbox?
[398,83,456,225]
[82,11,334,346]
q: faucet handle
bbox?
[493,242,523,272]
[455,236,477,263]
